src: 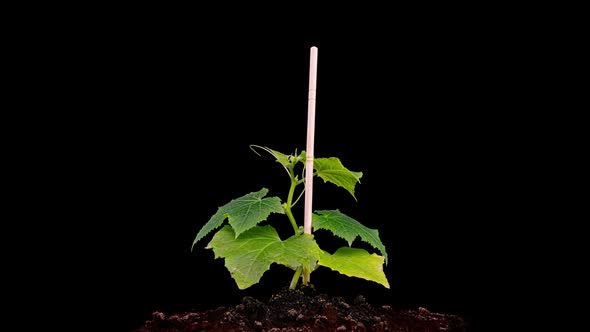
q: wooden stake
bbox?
[304,46,318,235]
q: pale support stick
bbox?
[301,46,318,286]
[304,46,318,236]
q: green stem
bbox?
[284,168,306,287]
[289,266,303,289]
[283,176,300,234]
[302,267,311,285]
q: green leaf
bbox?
[206,225,321,289]
[250,146,307,182]
[318,247,389,288]
[314,157,363,199]
[250,145,292,169]
[192,188,284,250]
[313,210,388,264]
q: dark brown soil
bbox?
[132,287,468,331]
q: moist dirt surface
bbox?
[132,287,468,331]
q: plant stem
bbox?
[302,267,311,285]
[289,266,303,290]
[284,169,306,287]
[283,176,300,234]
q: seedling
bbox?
[191,147,389,290]
[191,47,389,290]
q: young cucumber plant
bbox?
[192,145,389,290]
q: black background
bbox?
[21,8,556,332]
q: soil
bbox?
[132,287,468,332]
